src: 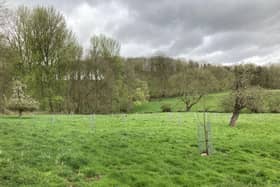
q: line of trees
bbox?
[0,5,279,124]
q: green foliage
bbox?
[133,91,280,113]
[160,103,172,112]
[222,87,265,113]
[52,96,64,112]
[7,81,39,116]
[0,34,16,113]
[133,80,150,106]
[66,34,127,114]
[112,80,133,113]
[221,94,235,113]
[0,113,280,186]
[245,87,265,113]
[89,34,120,58]
[268,97,280,113]
[10,6,78,112]
[228,65,265,126]
[170,67,219,111]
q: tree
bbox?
[87,34,121,113]
[228,65,264,127]
[170,67,218,111]
[132,80,150,106]
[66,34,124,113]
[7,81,39,116]
[0,1,15,113]
[89,34,120,58]
[0,35,14,112]
[268,65,280,89]
[64,40,83,113]
[8,6,76,112]
[149,55,174,97]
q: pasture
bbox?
[1,113,280,186]
[132,90,280,113]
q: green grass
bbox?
[1,113,280,186]
[132,92,227,113]
[132,90,280,113]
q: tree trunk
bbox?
[184,95,203,112]
[229,111,239,127]
[186,105,192,112]
[48,97,53,113]
[19,110,23,117]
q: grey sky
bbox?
[9,0,280,64]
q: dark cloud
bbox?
[10,0,280,64]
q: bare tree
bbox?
[170,67,218,111]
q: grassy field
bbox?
[1,113,280,186]
[132,90,280,113]
[132,92,227,113]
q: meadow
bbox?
[132,90,280,113]
[1,113,280,186]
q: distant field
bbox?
[132,90,280,113]
[1,113,280,186]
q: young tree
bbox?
[7,81,39,116]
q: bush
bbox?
[245,88,265,113]
[161,104,171,112]
[268,97,280,113]
[246,101,265,113]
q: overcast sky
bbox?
[9,0,280,64]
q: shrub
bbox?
[161,103,171,112]
[245,88,265,113]
[268,97,280,113]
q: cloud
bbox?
[9,0,280,64]
[65,1,131,49]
